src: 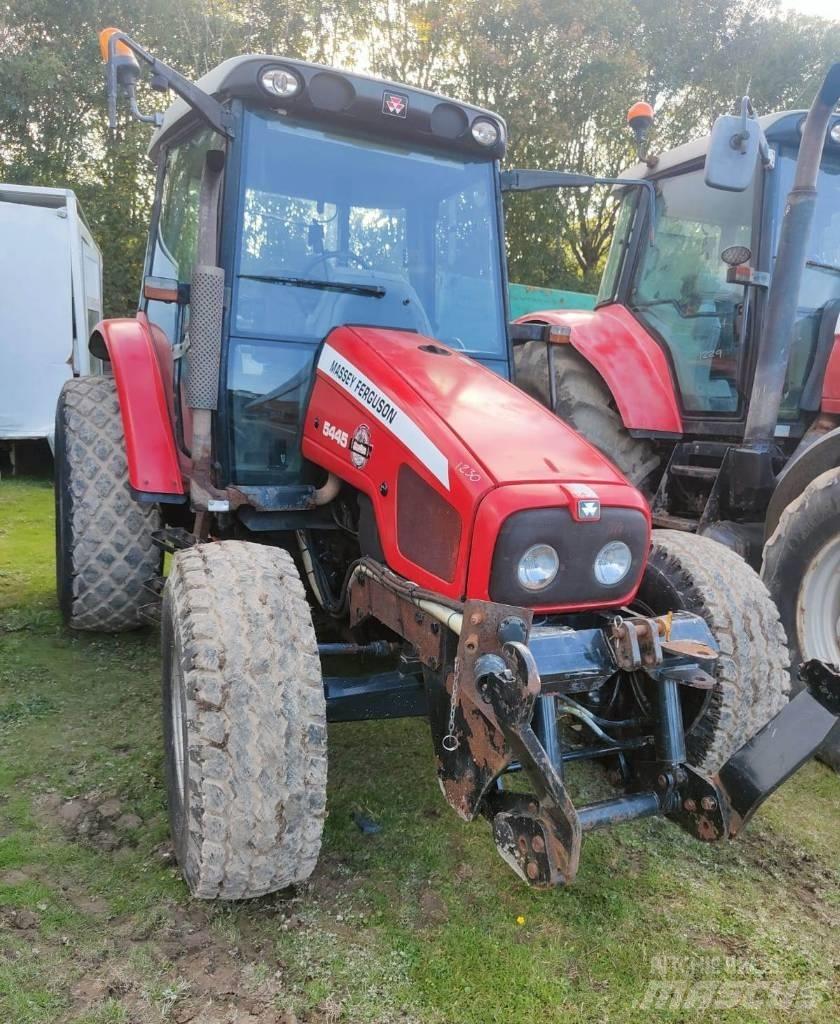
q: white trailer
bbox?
[0,184,103,459]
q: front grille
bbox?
[489,506,648,607]
[396,464,462,582]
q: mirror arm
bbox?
[732,97,773,169]
[500,170,657,236]
[106,31,233,139]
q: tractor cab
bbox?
[139,55,511,491]
[512,67,840,770]
[603,111,840,431]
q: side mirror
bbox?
[705,97,772,192]
[143,276,183,303]
[704,114,760,192]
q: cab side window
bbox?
[145,130,216,340]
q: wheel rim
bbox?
[169,650,187,802]
[797,534,840,664]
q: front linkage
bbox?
[351,562,840,887]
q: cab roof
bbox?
[149,54,507,162]
[619,110,819,181]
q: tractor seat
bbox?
[306,268,433,338]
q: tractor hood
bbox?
[303,325,649,605]
[311,325,631,488]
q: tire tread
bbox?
[56,376,161,631]
[164,540,327,900]
[646,530,790,771]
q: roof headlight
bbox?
[471,118,500,147]
[593,541,632,587]
[260,67,302,99]
[517,544,560,591]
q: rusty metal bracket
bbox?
[432,600,582,886]
[348,572,446,670]
[609,614,718,680]
[434,600,533,821]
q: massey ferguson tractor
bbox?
[514,67,840,769]
[53,30,840,900]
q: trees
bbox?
[1,0,838,313]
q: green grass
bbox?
[0,475,838,1023]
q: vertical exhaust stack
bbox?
[185,148,226,510]
[743,63,840,447]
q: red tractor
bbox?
[514,68,840,769]
[54,30,840,899]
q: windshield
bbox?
[617,168,755,415]
[233,110,506,356]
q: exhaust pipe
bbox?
[743,63,840,446]
[185,148,226,511]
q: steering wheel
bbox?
[302,249,372,278]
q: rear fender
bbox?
[514,304,683,436]
[764,424,840,540]
[90,315,185,501]
[820,316,840,413]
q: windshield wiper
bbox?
[806,259,840,275]
[239,273,385,297]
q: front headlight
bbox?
[593,541,632,586]
[517,543,560,591]
[261,66,302,99]
[471,117,500,146]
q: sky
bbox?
[782,0,840,18]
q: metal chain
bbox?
[442,656,461,751]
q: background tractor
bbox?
[53,29,840,899]
[514,67,840,769]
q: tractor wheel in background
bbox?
[515,341,661,488]
[162,541,327,900]
[762,468,840,771]
[635,530,790,772]
[54,376,161,631]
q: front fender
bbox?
[515,304,683,436]
[90,316,185,501]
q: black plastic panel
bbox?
[489,506,649,607]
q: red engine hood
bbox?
[302,325,649,602]
[328,326,631,489]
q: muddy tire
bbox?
[762,468,840,771]
[636,530,790,772]
[54,376,161,631]
[162,541,327,900]
[515,341,660,488]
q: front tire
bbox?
[54,376,161,631]
[162,541,327,900]
[515,341,660,488]
[762,468,840,771]
[637,530,790,771]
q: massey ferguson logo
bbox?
[350,424,373,468]
[382,91,408,118]
[578,499,601,521]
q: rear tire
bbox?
[762,468,840,771]
[54,376,161,631]
[162,541,327,900]
[515,341,660,488]
[637,530,790,772]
